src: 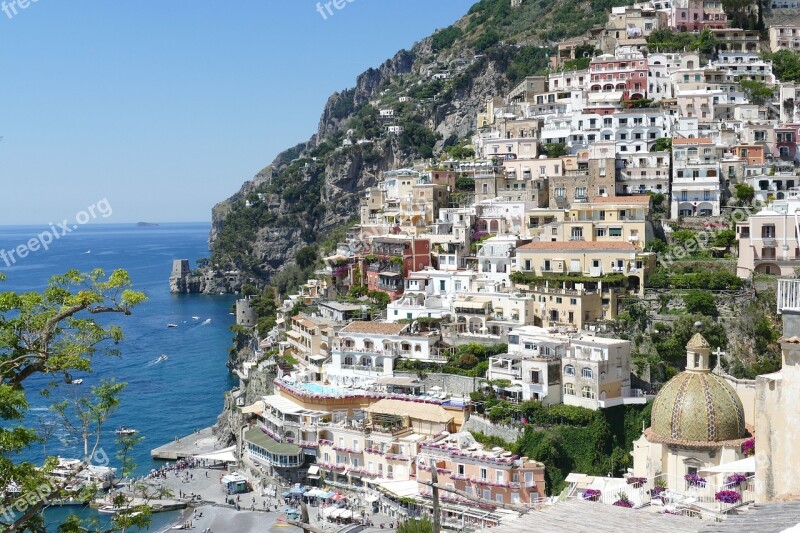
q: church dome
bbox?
[650,334,747,443]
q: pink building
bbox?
[737,196,800,277]
[589,52,648,104]
[672,0,727,32]
[416,434,546,507]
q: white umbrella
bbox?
[429,386,442,392]
[699,457,756,474]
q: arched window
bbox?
[414,344,422,352]
[564,365,576,376]
[582,386,595,399]
[364,339,374,350]
[564,383,575,396]
[582,367,593,379]
[344,356,354,366]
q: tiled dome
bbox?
[651,370,746,443]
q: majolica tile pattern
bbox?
[651,371,747,443]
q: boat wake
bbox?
[200,319,211,326]
[146,355,169,367]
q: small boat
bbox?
[84,250,91,254]
[157,355,168,363]
[192,316,200,320]
[167,323,178,328]
[115,426,137,436]
[98,505,133,515]
[70,379,83,385]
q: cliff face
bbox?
[206,0,611,291]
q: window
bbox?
[571,227,583,240]
[564,364,576,376]
[480,468,488,480]
[555,187,566,198]
[575,187,587,198]
[544,260,551,271]
[609,227,623,237]
[582,386,595,399]
[496,471,505,483]
[564,383,576,395]
[762,225,776,238]
[596,228,606,237]
[582,367,593,379]
[458,464,465,475]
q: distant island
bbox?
[136,222,160,227]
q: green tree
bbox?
[652,138,672,152]
[712,229,737,248]
[295,246,319,269]
[0,269,146,532]
[540,142,569,158]
[740,80,774,105]
[683,290,719,317]
[734,183,755,205]
[397,517,434,533]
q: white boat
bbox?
[192,316,200,320]
[167,323,178,328]
[157,355,168,363]
[115,426,137,436]
[70,379,84,385]
[97,505,131,515]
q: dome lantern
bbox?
[686,333,711,373]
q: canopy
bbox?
[699,457,756,474]
[240,401,265,415]
[289,486,305,495]
[322,506,338,518]
[194,446,237,463]
[340,510,353,519]
[306,488,327,498]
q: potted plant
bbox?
[613,492,633,508]
[582,489,601,502]
[715,490,741,504]
[725,473,747,488]
[684,473,706,488]
[626,477,647,488]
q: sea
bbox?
[0,222,239,532]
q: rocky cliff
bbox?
[206,0,616,292]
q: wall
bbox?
[393,371,479,398]
[461,413,522,443]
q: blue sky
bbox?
[0,0,476,225]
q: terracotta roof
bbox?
[517,241,637,252]
[339,321,408,335]
[589,195,652,204]
[673,137,713,145]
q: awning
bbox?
[194,446,237,463]
[699,457,756,474]
[363,399,453,424]
[286,330,302,340]
[307,465,320,476]
[455,300,490,310]
[240,401,265,415]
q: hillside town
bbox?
[177,1,800,531]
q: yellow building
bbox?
[515,241,654,297]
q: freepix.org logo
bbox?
[0,199,113,267]
[1,0,40,20]
[316,0,355,20]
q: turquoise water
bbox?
[0,223,237,531]
[301,383,356,395]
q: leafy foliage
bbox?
[0,270,147,531]
[431,26,463,52]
